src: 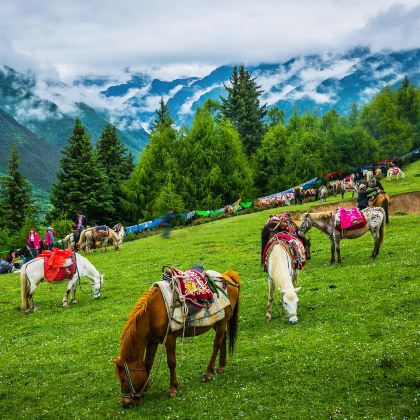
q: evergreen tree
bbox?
[179,103,253,209]
[121,102,181,221]
[150,97,174,131]
[49,118,114,224]
[96,123,133,219]
[0,145,35,232]
[220,64,267,156]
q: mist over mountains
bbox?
[0,46,419,192]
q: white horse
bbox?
[265,244,302,324]
[387,167,404,181]
[281,192,294,206]
[113,224,125,245]
[20,253,104,313]
[319,185,328,202]
[64,233,77,251]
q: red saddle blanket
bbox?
[266,212,298,235]
[393,168,400,175]
[38,248,75,283]
[262,233,306,270]
[337,208,367,230]
[168,268,214,309]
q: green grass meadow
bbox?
[0,161,419,419]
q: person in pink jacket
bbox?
[27,227,41,254]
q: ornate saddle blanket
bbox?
[155,268,231,332]
[266,212,298,235]
[335,208,367,231]
[94,225,109,238]
[38,248,75,283]
[392,168,400,175]
[262,233,306,270]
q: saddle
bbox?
[94,225,109,238]
[392,168,400,175]
[156,266,231,332]
[38,248,75,283]
[262,233,307,270]
[266,212,298,235]
[335,208,367,233]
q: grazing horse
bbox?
[79,227,120,253]
[387,167,405,181]
[64,233,78,251]
[299,208,385,264]
[113,224,125,245]
[20,253,103,313]
[340,180,356,199]
[318,186,328,202]
[281,192,294,206]
[114,270,241,408]
[261,216,311,324]
[371,192,390,224]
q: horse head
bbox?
[92,273,104,298]
[115,357,148,408]
[281,287,301,324]
[298,212,312,235]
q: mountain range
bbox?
[0,47,419,193]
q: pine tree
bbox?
[96,123,133,219]
[150,97,174,131]
[121,101,181,221]
[0,145,35,232]
[49,118,114,224]
[220,64,267,156]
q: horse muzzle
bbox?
[121,396,143,408]
[288,316,298,324]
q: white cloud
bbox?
[1,1,419,81]
[179,83,223,115]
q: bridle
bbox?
[120,361,147,399]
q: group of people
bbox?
[0,211,88,274]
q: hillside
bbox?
[0,161,418,418]
[0,109,61,189]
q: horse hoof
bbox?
[71,300,78,304]
[63,303,68,308]
[167,390,177,398]
[201,373,213,382]
[265,314,272,321]
[215,367,225,374]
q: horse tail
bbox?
[20,264,29,311]
[223,270,240,356]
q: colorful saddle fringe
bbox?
[266,212,298,235]
[262,233,307,270]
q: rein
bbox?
[74,253,103,296]
[120,362,147,399]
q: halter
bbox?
[120,361,147,399]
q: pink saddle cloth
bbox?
[338,208,367,230]
[393,168,400,175]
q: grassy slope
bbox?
[0,161,419,419]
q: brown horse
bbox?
[115,270,241,408]
[371,192,390,224]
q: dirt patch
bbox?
[290,191,420,219]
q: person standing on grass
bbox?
[27,227,41,255]
[74,211,87,231]
[45,227,55,251]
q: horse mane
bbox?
[120,286,159,361]
[307,211,333,221]
[261,225,271,265]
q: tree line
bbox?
[0,66,418,246]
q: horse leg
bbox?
[335,237,342,264]
[216,332,227,374]
[329,237,335,263]
[63,276,77,307]
[164,335,179,397]
[70,283,77,304]
[144,341,158,392]
[202,321,227,382]
[370,228,380,258]
[265,277,274,321]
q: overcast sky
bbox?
[1,0,419,81]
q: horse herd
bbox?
[17,182,391,408]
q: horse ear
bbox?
[295,287,302,293]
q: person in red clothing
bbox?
[27,227,41,255]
